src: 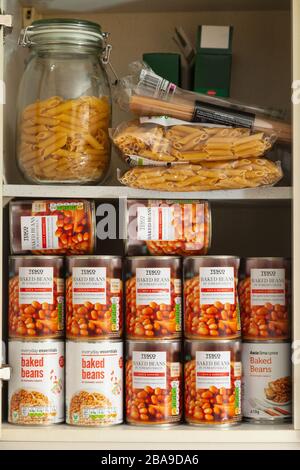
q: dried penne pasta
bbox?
[118,159,283,192]
[18,95,111,183]
[111,118,277,166]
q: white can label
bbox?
[66,341,123,425]
[132,351,167,389]
[196,351,231,389]
[242,342,292,419]
[200,267,235,304]
[136,268,171,305]
[137,207,175,241]
[251,269,285,306]
[8,341,64,424]
[72,267,107,305]
[21,216,59,250]
[19,267,54,304]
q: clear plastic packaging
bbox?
[118,159,283,192]
[115,61,291,145]
[17,19,111,184]
[112,117,276,166]
[126,199,211,256]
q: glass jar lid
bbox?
[19,18,105,49]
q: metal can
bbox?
[242,341,292,422]
[66,256,123,340]
[66,340,123,426]
[126,340,182,426]
[126,199,211,256]
[184,256,241,340]
[126,256,182,339]
[238,258,291,340]
[184,339,242,426]
[9,199,96,255]
[9,256,64,339]
[8,339,65,425]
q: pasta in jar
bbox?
[18,96,110,184]
[119,159,283,192]
[112,118,276,165]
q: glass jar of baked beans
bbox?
[66,256,123,339]
[9,256,64,339]
[10,199,96,255]
[184,256,241,340]
[184,339,242,426]
[126,340,182,425]
[239,257,291,340]
[126,199,211,256]
[126,256,182,339]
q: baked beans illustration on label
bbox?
[9,257,64,339]
[242,342,292,421]
[184,257,241,340]
[126,257,182,339]
[8,340,64,425]
[10,199,95,255]
[126,341,182,425]
[126,200,211,256]
[66,341,123,426]
[66,257,123,339]
[239,258,290,340]
[184,340,242,426]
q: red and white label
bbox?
[196,351,231,389]
[132,351,167,389]
[72,267,106,305]
[21,216,59,251]
[136,268,171,305]
[200,267,235,304]
[19,267,54,304]
[137,207,175,241]
[251,269,285,306]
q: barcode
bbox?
[137,70,176,99]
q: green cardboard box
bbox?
[143,52,181,86]
[194,25,233,97]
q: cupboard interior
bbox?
[3,0,292,185]
[0,0,296,446]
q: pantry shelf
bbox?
[2,185,292,201]
[1,423,299,450]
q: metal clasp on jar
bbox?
[101,32,118,82]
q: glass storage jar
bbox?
[17,19,112,184]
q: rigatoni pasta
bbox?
[18,95,111,183]
[119,159,283,191]
[112,119,276,166]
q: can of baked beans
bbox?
[8,339,64,425]
[9,256,64,339]
[238,258,291,340]
[242,340,292,422]
[9,199,96,255]
[66,339,123,426]
[126,199,211,256]
[184,256,241,340]
[184,339,242,426]
[66,256,123,340]
[126,256,182,339]
[126,340,182,426]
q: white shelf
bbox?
[1,423,299,450]
[2,185,292,200]
[24,0,290,14]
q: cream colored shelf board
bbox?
[0,423,298,444]
[2,184,292,200]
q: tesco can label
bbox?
[8,340,64,425]
[66,341,123,426]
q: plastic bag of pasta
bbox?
[118,158,283,192]
[111,117,276,166]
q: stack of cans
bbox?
[239,258,292,423]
